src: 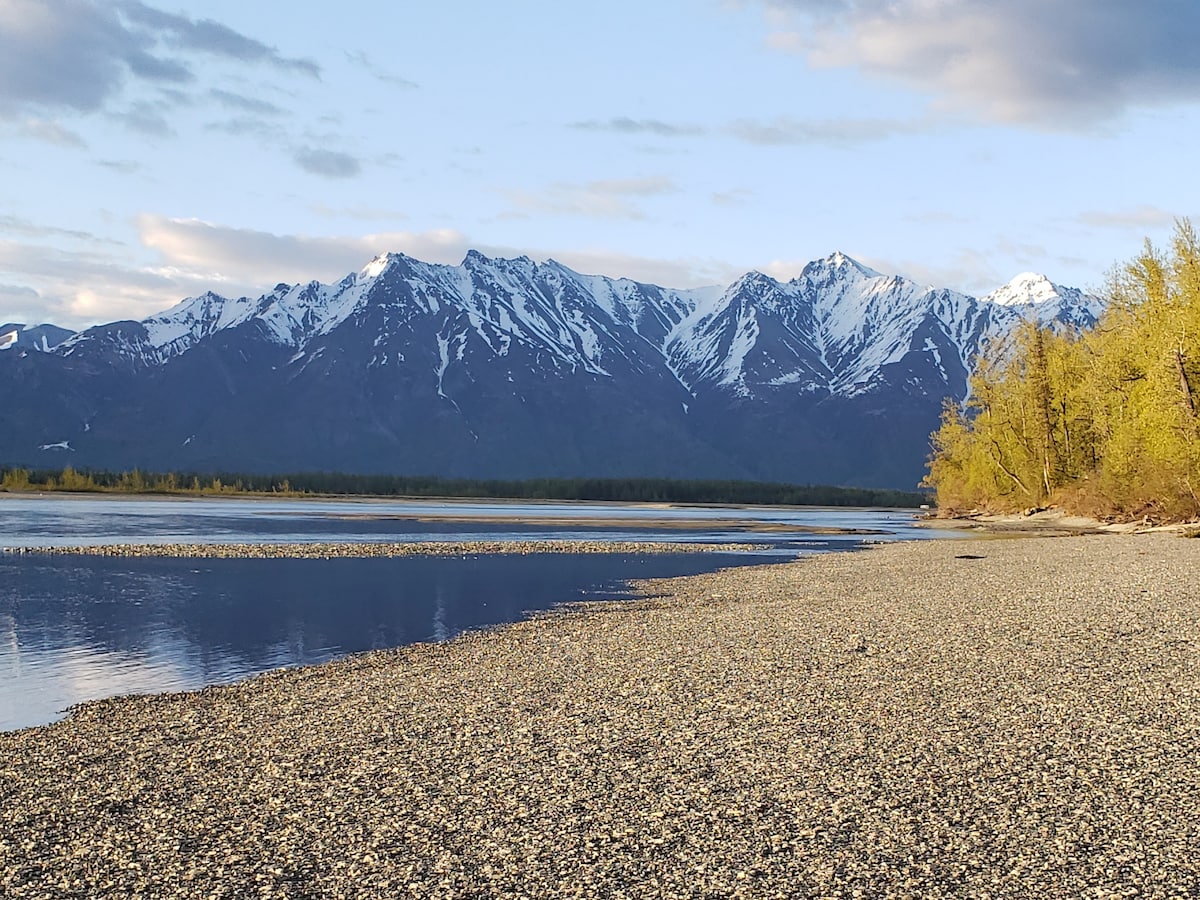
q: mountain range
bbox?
[0,252,1103,488]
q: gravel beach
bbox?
[0,540,763,559]
[2,534,1198,898]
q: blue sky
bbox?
[2,0,1198,328]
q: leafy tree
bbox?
[926,220,1200,520]
[1,468,31,491]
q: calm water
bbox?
[0,496,956,731]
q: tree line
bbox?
[0,466,926,508]
[924,220,1200,521]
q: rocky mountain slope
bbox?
[0,252,1103,488]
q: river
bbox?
[0,495,957,730]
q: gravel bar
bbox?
[0,540,766,559]
[2,534,1199,898]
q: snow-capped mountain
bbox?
[0,323,74,354]
[0,252,1102,488]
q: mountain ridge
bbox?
[0,251,1103,488]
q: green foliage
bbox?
[57,466,99,492]
[1,468,31,491]
[926,220,1200,521]
[0,465,926,508]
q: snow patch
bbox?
[983,273,1061,306]
[362,254,393,279]
[435,334,452,398]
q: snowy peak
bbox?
[42,249,1103,404]
[979,272,1104,332]
[664,256,1102,400]
[798,251,882,285]
[361,253,399,279]
[983,272,1066,306]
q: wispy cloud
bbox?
[503,176,678,220]
[205,116,289,141]
[15,117,88,147]
[0,282,39,299]
[309,204,412,222]
[760,0,1200,126]
[209,89,285,116]
[570,117,706,138]
[344,51,417,89]
[0,215,109,243]
[712,189,753,208]
[112,99,175,137]
[573,112,938,146]
[1076,205,1180,230]
[728,114,936,145]
[96,159,142,174]
[116,2,319,76]
[902,211,974,227]
[293,148,363,179]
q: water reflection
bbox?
[0,496,963,732]
[0,551,771,731]
[0,495,946,549]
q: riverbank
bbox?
[927,505,1199,536]
[0,539,767,559]
[3,534,1198,897]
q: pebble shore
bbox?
[0,540,763,559]
[2,534,1199,898]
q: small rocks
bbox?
[1,535,1199,897]
[0,540,766,560]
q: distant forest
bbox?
[925,220,1200,521]
[0,466,926,508]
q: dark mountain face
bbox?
[0,251,1103,488]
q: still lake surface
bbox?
[0,495,957,731]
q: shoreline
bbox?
[3,533,1198,895]
[0,488,922,513]
[922,506,1199,536]
[0,539,773,559]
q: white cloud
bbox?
[136,215,734,292]
[761,0,1200,126]
[136,216,471,290]
[0,239,183,327]
[2,215,808,329]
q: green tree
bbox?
[926,219,1200,520]
[1,468,31,491]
